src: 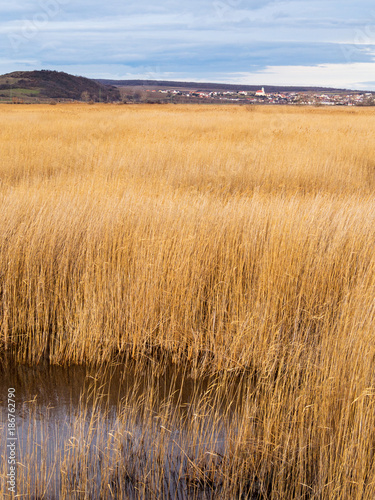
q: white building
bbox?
[255,87,266,96]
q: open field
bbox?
[1,104,375,498]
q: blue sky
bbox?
[1,0,375,89]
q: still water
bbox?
[0,359,247,499]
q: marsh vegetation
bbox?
[1,104,375,498]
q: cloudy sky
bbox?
[1,0,375,89]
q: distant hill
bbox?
[0,70,121,102]
[0,70,364,105]
[95,79,349,93]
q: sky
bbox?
[1,0,375,89]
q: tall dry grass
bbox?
[1,103,375,498]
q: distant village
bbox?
[142,86,375,106]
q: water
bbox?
[0,359,248,499]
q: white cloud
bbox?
[1,0,375,88]
[229,62,375,89]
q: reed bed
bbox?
[1,103,375,498]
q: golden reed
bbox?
[0,104,375,498]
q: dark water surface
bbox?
[0,359,248,499]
